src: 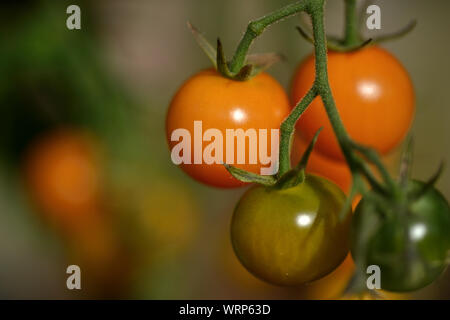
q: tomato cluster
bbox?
[166,36,449,296]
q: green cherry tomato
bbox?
[352,181,450,292]
[231,174,352,286]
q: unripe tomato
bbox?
[24,129,103,233]
[291,46,415,161]
[166,69,290,188]
[231,174,352,286]
[352,181,450,292]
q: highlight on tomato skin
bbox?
[291,46,415,161]
[166,68,290,188]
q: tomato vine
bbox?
[178,0,449,294]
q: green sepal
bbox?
[246,53,285,77]
[275,128,322,190]
[187,22,217,68]
[275,168,306,190]
[372,20,417,44]
[409,162,445,201]
[232,64,254,81]
[224,164,277,186]
[188,23,282,81]
[296,25,372,52]
[216,38,235,79]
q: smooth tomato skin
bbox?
[352,181,450,292]
[291,46,415,161]
[166,69,290,188]
[231,174,352,286]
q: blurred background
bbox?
[0,0,449,299]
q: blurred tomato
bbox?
[67,219,132,298]
[24,129,104,234]
[116,179,200,260]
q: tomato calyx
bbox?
[187,22,283,81]
[296,19,416,53]
[296,25,373,53]
[225,128,322,190]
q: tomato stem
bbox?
[279,87,317,176]
[226,0,395,195]
[344,0,360,46]
[228,1,308,74]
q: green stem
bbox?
[229,1,308,74]
[344,0,360,46]
[308,0,355,164]
[226,0,392,194]
[279,88,318,176]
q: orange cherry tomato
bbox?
[24,129,103,234]
[166,69,290,188]
[291,46,415,161]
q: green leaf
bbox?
[187,22,217,68]
[224,164,277,186]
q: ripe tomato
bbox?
[231,174,352,286]
[352,181,450,292]
[291,46,415,161]
[166,68,290,188]
[24,129,103,234]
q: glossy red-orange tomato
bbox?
[166,69,290,188]
[291,46,415,161]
